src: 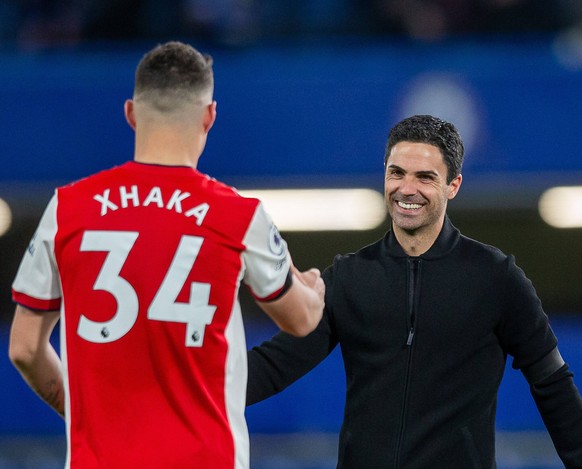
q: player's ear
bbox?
[202,101,217,133]
[124,99,136,130]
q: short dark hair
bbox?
[134,41,214,111]
[384,115,464,184]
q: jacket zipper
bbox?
[394,258,421,468]
[406,259,418,345]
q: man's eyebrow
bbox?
[387,164,439,177]
[415,170,439,177]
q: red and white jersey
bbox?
[12,161,291,469]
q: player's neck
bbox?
[133,129,203,168]
[134,152,200,168]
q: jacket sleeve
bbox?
[247,265,339,406]
[524,350,582,467]
[496,256,582,465]
[246,308,338,405]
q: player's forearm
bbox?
[260,267,325,337]
[9,306,64,417]
[259,285,323,337]
[11,345,65,418]
[283,283,324,337]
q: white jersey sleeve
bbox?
[12,193,61,309]
[242,202,291,301]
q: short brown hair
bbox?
[134,41,214,112]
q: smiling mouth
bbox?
[397,201,423,210]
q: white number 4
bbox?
[77,231,217,347]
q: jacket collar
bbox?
[384,215,460,260]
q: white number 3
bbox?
[77,231,217,347]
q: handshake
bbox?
[257,263,325,338]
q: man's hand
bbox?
[292,265,325,305]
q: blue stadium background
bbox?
[2,3,582,467]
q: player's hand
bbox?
[292,266,325,303]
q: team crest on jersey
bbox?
[268,224,284,256]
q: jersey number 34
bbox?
[77,230,217,347]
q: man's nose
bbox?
[399,176,417,195]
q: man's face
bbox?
[384,142,461,234]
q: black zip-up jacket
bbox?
[247,217,582,468]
